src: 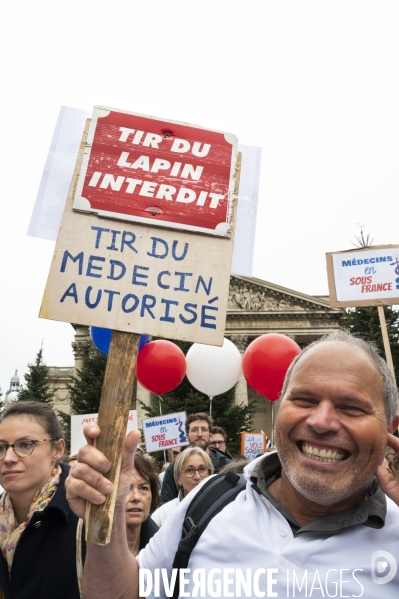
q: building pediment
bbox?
[226,276,343,346]
[228,275,338,314]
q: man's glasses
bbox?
[189,428,209,434]
[209,440,225,447]
[183,466,210,478]
[0,439,59,460]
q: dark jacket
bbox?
[0,463,82,599]
[160,446,232,504]
[139,517,159,550]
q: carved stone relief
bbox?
[228,282,310,312]
[227,319,312,329]
[71,340,91,359]
[227,334,248,353]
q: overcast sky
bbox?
[1,1,398,392]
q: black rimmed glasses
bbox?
[0,439,59,460]
[209,440,225,448]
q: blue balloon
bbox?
[90,327,148,356]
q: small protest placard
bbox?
[142,411,189,453]
[73,106,237,237]
[70,410,138,454]
[240,432,267,461]
[326,245,399,383]
[326,245,399,307]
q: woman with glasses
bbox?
[151,447,213,527]
[0,401,81,599]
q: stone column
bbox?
[136,382,152,429]
[71,325,91,372]
[229,334,249,406]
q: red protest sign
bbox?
[73,106,238,237]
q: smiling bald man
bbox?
[66,331,399,599]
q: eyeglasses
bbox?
[183,466,210,478]
[0,439,59,460]
[189,427,209,434]
[209,440,225,447]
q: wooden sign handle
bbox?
[377,305,397,386]
[85,330,140,545]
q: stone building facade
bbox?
[47,275,343,440]
[224,276,342,438]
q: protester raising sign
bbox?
[142,412,188,453]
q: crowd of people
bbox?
[1,331,399,598]
[0,399,244,598]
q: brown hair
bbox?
[0,401,65,462]
[219,457,249,475]
[185,413,213,434]
[168,447,181,461]
[211,426,227,442]
[133,454,160,512]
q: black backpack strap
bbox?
[171,472,246,599]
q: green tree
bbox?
[17,347,56,406]
[341,306,399,380]
[139,340,256,459]
[67,345,107,415]
[58,344,107,452]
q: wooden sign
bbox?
[40,111,240,545]
[84,330,140,545]
[326,245,399,308]
[40,136,239,346]
[240,432,267,460]
[73,106,237,237]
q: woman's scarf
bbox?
[0,465,61,572]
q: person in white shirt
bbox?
[65,331,399,599]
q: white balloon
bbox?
[186,338,242,398]
[6,391,18,403]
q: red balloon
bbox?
[242,334,301,401]
[136,340,186,395]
